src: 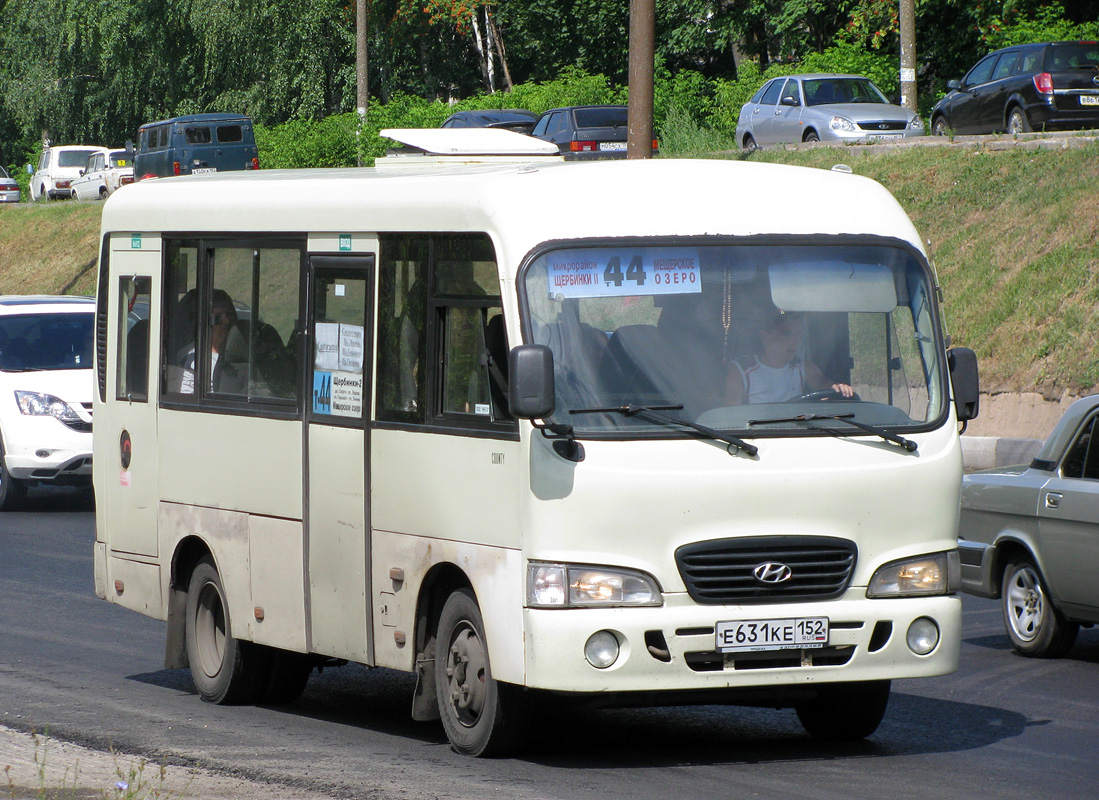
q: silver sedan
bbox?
[736,73,925,150]
[958,395,1099,657]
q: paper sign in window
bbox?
[339,324,365,373]
[315,323,340,371]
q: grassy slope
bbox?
[2,142,1097,395]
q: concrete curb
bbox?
[960,436,1043,471]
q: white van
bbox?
[93,130,979,756]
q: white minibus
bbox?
[93,130,980,756]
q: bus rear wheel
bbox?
[796,680,890,741]
[434,588,523,756]
[185,556,269,704]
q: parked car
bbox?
[0,166,20,203]
[0,295,95,510]
[931,41,1099,136]
[30,145,109,201]
[958,394,1099,657]
[441,109,537,133]
[71,149,135,201]
[133,113,259,180]
[529,105,657,159]
[736,74,925,150]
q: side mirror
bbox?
[780,96,799,107]
[125,140,135,157]
[508,344,555,419]
[946,79,961,91]
[25,164,33,175]
[79,169,85,176]
[948,347,980,422]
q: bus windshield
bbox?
[520,241,946,437]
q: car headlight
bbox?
[527,563,662,608]
[829,116,857,132]
[14,390,82,423]
[908,116,926,131]
[866,551,960,598]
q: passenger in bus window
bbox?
[179,289,243,394]
[724,309,853,405]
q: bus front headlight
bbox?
[527,563,663,608]
[866,551,960,597]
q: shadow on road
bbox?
[127,662,1030,766]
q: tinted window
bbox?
[0,312,93,371]
[965,55,999,87]
[573,107,627,128]
[216,125,244,143]
[760,80,784,106]
[992,52,1022,80]
[1062,416,1099,480]
[1048,42,1099,70]
[117,277,151,401]
[185,127,212,144]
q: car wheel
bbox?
[434,588,525,756]
[1001,558,1077,657]
[796,680,890,741]
[38,185,49,202]
[1007,107,1032,134]
[185,556,271,704]
[99,187,109,200]
[803,130,820,143]
[0,431,29,511]
[743,133,758,152]
[931,116,948,136]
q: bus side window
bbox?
[377,237,429,423]
[162,243,199,397]
[117,276,151,401]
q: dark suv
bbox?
[529,105,657,159]
[132,113,259,180]
[931,41,1099,135]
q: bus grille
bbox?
[675,536,857,604]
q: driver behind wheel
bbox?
[724,309,853,404]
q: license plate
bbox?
[600,142,627,151]
[1080,95,1099,106]
[191,167,217,174]
[866,133,902,140]
[716,617,829,653]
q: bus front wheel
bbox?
[185,556,268,704]
[434,588,524,756]
[796,680,890,741]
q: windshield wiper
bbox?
[571,403,759,457]
[747,412,917,453]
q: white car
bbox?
[72,149,136,201]
[30,145,109,201]
[0,296,95,509]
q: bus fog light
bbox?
[906,617,940,655]
[584,631,620,669]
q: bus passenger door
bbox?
[305,256,374,662]
[98,234,160,560]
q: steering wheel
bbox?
[795,389,861,402]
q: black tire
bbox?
[931,116,948,137]
[803,130,820,143]
[99,187,109,200]
[796,680,890,741]
[434,588,524,756]
[185,556,270,704]
[259,648,313,704]
[0,431,28,511]
[743,133,758,152]
[1007,107,1031,134]
[1001,558,1078,658]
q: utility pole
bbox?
[356,0,369,166]
[899,0,917,112]
[627,0,655,160]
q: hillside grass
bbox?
[3,141,1097,396]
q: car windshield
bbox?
[109,151,130,168]
[573,107,627,128]
[57,150,99,168]
[804,78,889,106]
[0,312,94,371]
[520,241,946,438]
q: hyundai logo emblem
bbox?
[753,562,793,584]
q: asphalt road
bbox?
[2,487,1098,800]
